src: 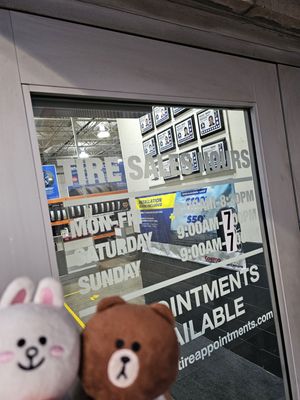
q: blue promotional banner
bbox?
[43,165,60,200]
[136,184,245,269]
[136,193,176,243]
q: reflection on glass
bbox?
[33,99,286,400]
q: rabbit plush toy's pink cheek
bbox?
[0,351,14,363]
[50,345,64,358]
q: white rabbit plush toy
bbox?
[0,277,80,400]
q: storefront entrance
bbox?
[1,9,300,400]
[29,97,286,399]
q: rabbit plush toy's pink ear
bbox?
[0,277,34,308]
[34,277,64,308]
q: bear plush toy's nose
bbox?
[121,356,130,364]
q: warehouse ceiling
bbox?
[32,97,151,164]
[34,117,122,163]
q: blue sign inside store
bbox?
[43,165,60,200]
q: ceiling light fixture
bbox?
[97,122,110,138]
[79,149,89,158]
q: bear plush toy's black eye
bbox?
[17,338,26,347]
[131,342,141,352]
[115,339,124,349]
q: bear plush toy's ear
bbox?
[33,277,64,307]
[0,277,34,308]
[150,303,174,326]
[97,296,126,313]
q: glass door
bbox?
[30,95,287,400]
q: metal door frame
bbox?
[1,9,299,398]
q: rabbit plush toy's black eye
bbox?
[39,336,47,345]
[17,338,26,347]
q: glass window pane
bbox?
[32,97,287,400]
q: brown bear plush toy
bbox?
[81,296,179,400]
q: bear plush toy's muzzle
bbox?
[108,348,139,388]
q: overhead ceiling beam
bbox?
[45,118,95,160]
[2,0,300,66]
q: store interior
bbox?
[33,97,285,400]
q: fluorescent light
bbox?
[97,122,110,138]
[97,130,110,138]
[79,150,89,158]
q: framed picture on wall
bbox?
[139,113,154,135]
[175,116,197,147]
[201,138,228,171]
[153,106,171,127]
[197,109,224,138]
[179,148,200,175]
[172,107,188,117]
[157,127,176,154]
[143,136,158,157]
[162,158,180,180]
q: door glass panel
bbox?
[32,97,287,400]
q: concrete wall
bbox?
[183,0,300,32]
